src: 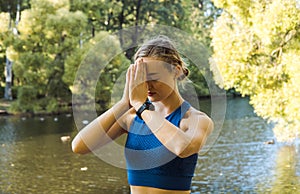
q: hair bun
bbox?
[183,67,189,77]
[177,67,189,81]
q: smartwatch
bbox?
[136,99,154,120]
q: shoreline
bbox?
[0,98,72,117]
[0,99,10,115]
[1,94,240,117]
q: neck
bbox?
[152,90,184,117]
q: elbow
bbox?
[71,139,82,154]
[71,140,80,154]
[208,117,214,134]
[176,139,194,158]
[177,144,198,158]
[71,137,90,155]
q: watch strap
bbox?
[136,99,153,120]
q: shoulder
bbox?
[181,106,213,133]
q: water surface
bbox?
[0,98,299,193]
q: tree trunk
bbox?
[124,0,142,60]
[4,0,21,100]
[4,58,13,100]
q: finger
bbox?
[137,63,147,88]
[135,62,146,84]
[125,65,133,89]
[134,63,139,81]
[135,58,143,65]
[141,63,147,82]
[130,64,135,88]
[125,65,132,83]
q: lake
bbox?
[0,97,299,193]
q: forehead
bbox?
[142,58,172,73]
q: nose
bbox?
[146,81,153,89]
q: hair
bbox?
[134,35,189,81]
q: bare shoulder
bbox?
[180,106,213,132]
[182,106,211,121]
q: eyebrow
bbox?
[147,73,159,76]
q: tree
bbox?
[7,0,87,113]
[1,0,221,113]
[210,0,300,141]
[0,12,10,93]
[70,0,195,59]
[64,31,130,113]
[0,0,30,100]
[69,0,220,97]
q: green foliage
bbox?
[211,0,300,141]
[65,31,130,113]
[11,85,37,113]
[0,12,10,85]
[70,0,201,58]
[189,0,222,47]
[0,0,30,19]
[6,0,87,112]
[1,0,220,114]
[9,85,61,114]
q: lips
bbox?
[148,91,155,96]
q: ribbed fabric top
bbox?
[124,101,198,191]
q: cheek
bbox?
[159,78,175,89]
[156,81,174,92]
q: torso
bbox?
[123,102,199,193]
[130,186,190,194]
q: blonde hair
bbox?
[134,35,189,80]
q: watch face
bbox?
[137,100,155,120]
[149,103,155,111]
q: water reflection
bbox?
[0,98,299,193]
[0,123,129,193]
[270,145,300,193]
[191,116,278,193]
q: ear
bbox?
[173,65,182,79]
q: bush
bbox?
[14,85,37,113]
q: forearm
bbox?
[94,100,130,131]
[141,110,191,156]
[72,101,129,154]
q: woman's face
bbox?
[142,58,177,102]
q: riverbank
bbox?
[0,98,72,116]
[0,92,238,116]
[0,99,10,115]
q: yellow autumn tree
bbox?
[210,0,300,141]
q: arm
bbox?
[72,65,133,154]
[71,101,130,154]
[141,110,214,158]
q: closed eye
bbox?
[147,73,160,81]
[147,77,159,81]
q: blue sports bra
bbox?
[124,101,198,191]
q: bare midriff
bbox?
[130,186,191,194]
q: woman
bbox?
[72,35,213,194]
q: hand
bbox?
[121,65,131,108]
[129,59,148,111]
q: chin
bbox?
[148,96,158,102]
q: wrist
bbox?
[141,109,150,121]
[113,101,131,118]
[136,99,154,120]
[133,101,144,111]
[141,110,165,133]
